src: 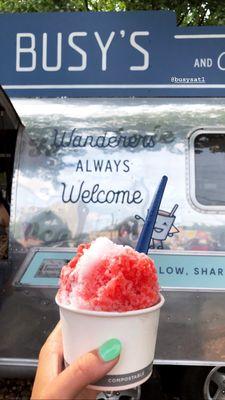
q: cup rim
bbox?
[55,293,164,317]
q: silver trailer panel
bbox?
[1,96,225,371]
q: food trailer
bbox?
[1,10,225,399]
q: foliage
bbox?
[0,0,85,12]
[0,0,225,26]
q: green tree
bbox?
[0,0,225,26]
[0,0,85,12]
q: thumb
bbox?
[42,338,121,400]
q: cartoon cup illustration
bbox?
[152,204,179,248]
[136,204,179,250]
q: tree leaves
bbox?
[0,0,224,26]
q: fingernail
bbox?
[99,338,122,362]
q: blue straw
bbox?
[135,175,168,254]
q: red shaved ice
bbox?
[58,237,160,312]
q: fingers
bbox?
[40,338,121,400]
[40,322,64,376]
[31,322,64,399]
[43,322,63,354]
[32,324,122,400]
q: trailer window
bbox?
[189,130,225,210]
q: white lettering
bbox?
[218,52,225,71]
[130,31,149,71]
[16,33,36,72]
[194,58,200,68]
[94,31,115,71]
[194,57,212,68]
[68,32,87,71]
[42,32,62,71]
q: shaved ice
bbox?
[58,237,160,312]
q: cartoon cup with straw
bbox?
[56,177,167,391]
[150,204,179,249]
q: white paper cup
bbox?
[56,294,164,391]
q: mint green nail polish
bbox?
[99,338,121,362]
